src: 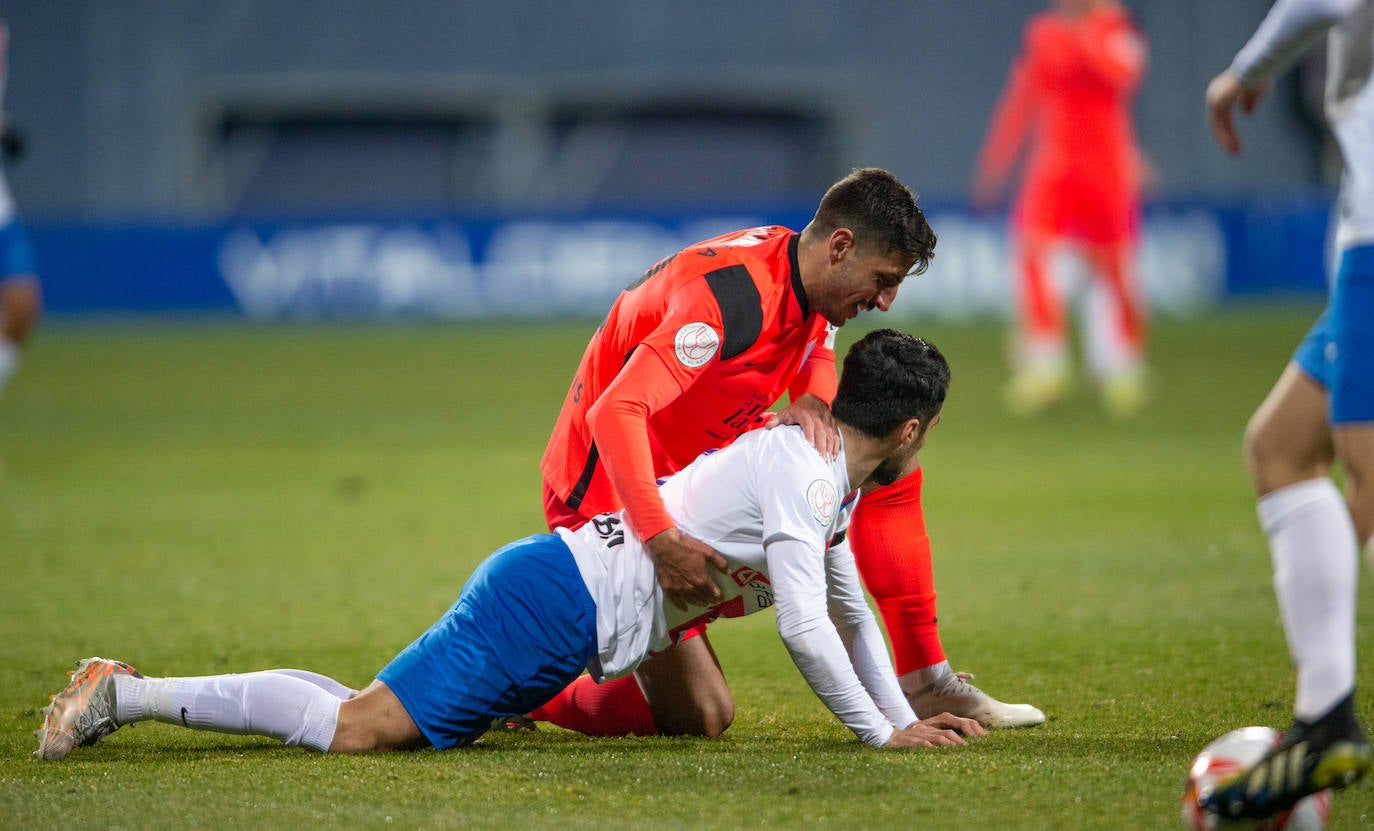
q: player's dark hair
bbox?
[811,167,937,276]
[832,329,949,439]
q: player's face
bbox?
[870,412,941,487]
[814,247,913,327]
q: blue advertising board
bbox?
[29,197,1333,320]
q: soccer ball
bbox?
[1181,726,1331,830]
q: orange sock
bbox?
[1018,234,1065,343]
[529,673,657,736]
[849,467,945,676]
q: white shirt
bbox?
[1231,0,1374,250]
[559,425,917,746]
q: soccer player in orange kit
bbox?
[529,168,1044,737]
[973,0,1150,418]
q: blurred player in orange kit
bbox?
[525,168,1044,739]
[973,0,1150,418]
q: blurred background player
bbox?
[530,168,1043,739]
[972,0,1150,418]
[0,20,40,401]
[1201,0,1374,820]
[36,329,984,760]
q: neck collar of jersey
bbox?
[787,232,809,318]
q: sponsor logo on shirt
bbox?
[807,479,839,525]
[728,566,770,588]
[674,322,720,368]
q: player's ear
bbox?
[828,228,854,264]
[897,417,922,447]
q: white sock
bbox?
[266,669,357,701]
[114,671,342,752]
[1258,478,1359,721]
[0,337,17,396]
[1081,281,1139,381]
[1017,334,1069,376]
[898,660,953,695]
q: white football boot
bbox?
[902,662,1045,729]
[35,657,141,760]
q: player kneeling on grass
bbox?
[36,329,983,759]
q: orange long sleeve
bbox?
[787,345,837,405]
[585,345,693,543]
[976,57,1037,192]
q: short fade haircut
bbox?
[831,329,950,439]
[810,167,937,276]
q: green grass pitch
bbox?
[2,308,1372,829]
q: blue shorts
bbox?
[0,219,37,280]
[378,534,597,750]
[1293,244,1374,424]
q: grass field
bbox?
[2,308,1372,830]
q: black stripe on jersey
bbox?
[567,442,600,511]
[787,233,808,318]
[625,253,677,292]
[704,265,763,361]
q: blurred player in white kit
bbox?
[0,20,41,401]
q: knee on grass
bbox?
[656,692,735,738]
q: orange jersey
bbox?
[542,226,837,541]
[978,4,1146,241]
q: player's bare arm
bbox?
[763,392,840,460]
[645,527,728,611]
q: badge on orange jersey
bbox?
[674,322,720,368]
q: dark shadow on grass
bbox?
[44,721,1160,766]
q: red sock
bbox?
[529,673,658,736]
[849,466,945,676]
[1018,234,1064,342]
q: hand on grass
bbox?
[884,713,986,748]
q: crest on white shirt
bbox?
[674,322,720,368]
[806,479,839,525]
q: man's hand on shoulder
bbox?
[645,528,728,611]
[762,393,839,461]
[883,713,986,748]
